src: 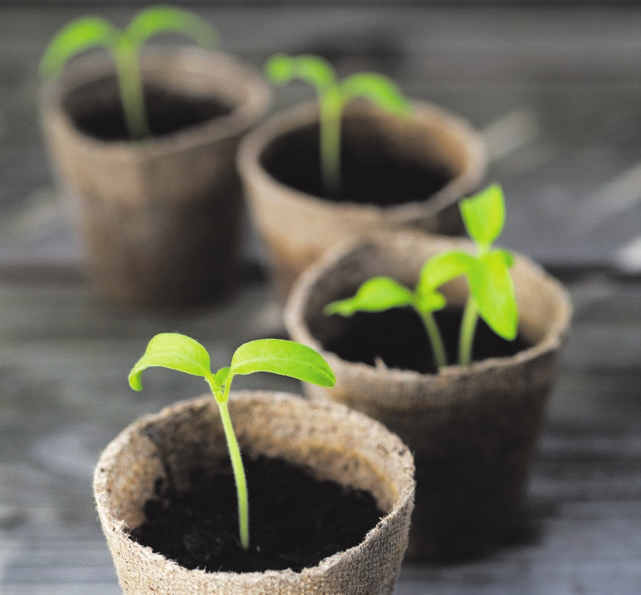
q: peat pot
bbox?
[40,47,270,307]
[94,391,415,594]
[285,231,572,562]
[238,100,486,298]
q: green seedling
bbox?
[40,6,217,140]
[265,53,410,197]
[128,333,335,551]
[325,184,518,369]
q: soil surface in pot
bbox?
[69,83,232,141]
[262,123,453,204]
[130,454,384,573]
[322,307,531,373]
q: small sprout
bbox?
[128,333,335,551]
[325,184,518,370]
[265,53,410,197]
[40,6,217,140]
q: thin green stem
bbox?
[459,298,479,366]
[319,89,342,197]
[419,310,447,371]
[114,38,149,140]
[211,378,249,551]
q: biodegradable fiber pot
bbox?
[237,100,486,298]
[94,391,415,594]
[40,47,270,307]
[285,231,572,562]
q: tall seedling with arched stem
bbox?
[128,333,336,552]
[325,184,519,370]
[265,53,411,197]
[40,6,217,140]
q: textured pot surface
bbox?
[238,101,486,298]
[41,47,271,307]
[94,391,415,594]
[285,231,572,561]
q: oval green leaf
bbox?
[468,252,518,340]
[340,73,410,116]
[40,17,118,79]
[230,339,335,388]
[128,332,212,391]
[265,53,294,83]
[419,251,476,291]
[460,184,506,248]
[266,53,334,90]
[324,276,414,317]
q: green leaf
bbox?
[265,53,334,90]
[126,6,217,49]
[230,339,335,387]
[214,366,230,387]
[460,184,506,249]
[340,73,410,116]
[128,333,212,391]
[418,251,476,291]
[40,17,118,79]
[324,276,414,316]
[468,252,518,340]
[264,53,293,83]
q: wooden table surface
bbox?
[1,4,640,594]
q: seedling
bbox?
[40,6,217,140]
[265,53,410,197]
[325,184,518,369]
[128,333,335,551]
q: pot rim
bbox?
[40,46,271,157]
[237,100,487,222]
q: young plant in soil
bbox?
[265,53,410,197]
[325,184,519,370]
[129,333,336,551]
[40,6,217,140]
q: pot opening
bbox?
[62,76,233,141]
[260,115,455,204]
[320,306,531,374]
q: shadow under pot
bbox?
[94,391,415,594]
[40,47,270,308]
[238,100,486,299]
[285,231,572,562]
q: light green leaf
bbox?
[265,53,334,90]
[340,73,410,116]
[324,276,414,316]
[418,251,476,291]
[468,252,518,340]
[494,248,515,268]
[128,333,212,391]
[460,184,506,248]
[126,6,217,49]
[214,366,230,387]
[40,17,118,79]
[230,339,335,387]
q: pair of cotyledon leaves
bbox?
[129,334,336,402]
[40,6,217,79]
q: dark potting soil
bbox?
[69,83,232,141]
[129,455,384,573]
[261,123,452,205]
[323,307,531,374]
